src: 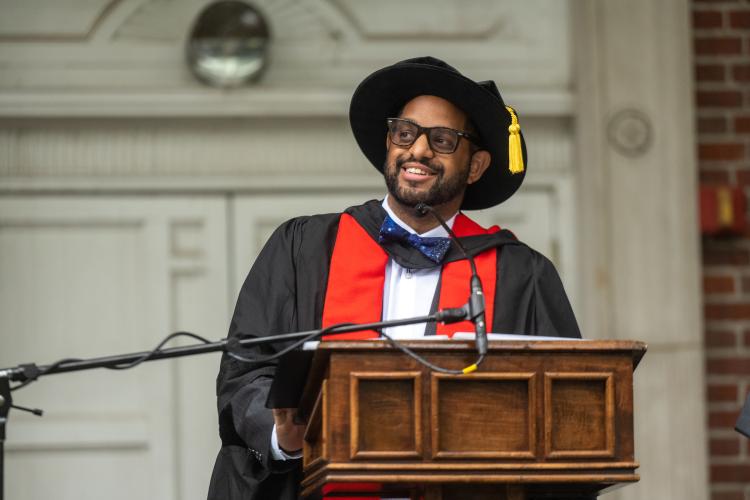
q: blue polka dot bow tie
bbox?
[378,214,452,264]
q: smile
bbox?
[400,162,437,177]
[405,167,431,176]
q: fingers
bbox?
[273,408,306,453]
[273,408,296,427]
[273,408,307,426]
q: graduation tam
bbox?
[349,56,528,210]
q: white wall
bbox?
[0,1,705,499]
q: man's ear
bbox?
[467,150,491,185]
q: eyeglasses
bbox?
[386,118,479,154]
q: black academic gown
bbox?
[206,200,580,500]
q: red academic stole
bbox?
[321,213,499,338]
[319,213,498,498]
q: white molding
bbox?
[0,88,573,118]
[0,171,559,194]
[0,175,381,193]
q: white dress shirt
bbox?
[271,197,457,460]
[380,197,457,338]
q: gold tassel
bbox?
[506,106,524,174]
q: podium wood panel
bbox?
[545,372,615,458]
[431,372,536,459]
[350,371,422,459]
[299,340,645,500]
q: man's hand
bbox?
[272,408,306,453]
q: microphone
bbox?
[415,203,488,358]
[434,307,468,324]
[415,204,430,217]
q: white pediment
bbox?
[0,0,117,39]
[328,0,517,40]
[0,0,572,116]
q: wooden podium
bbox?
[298,340,646,500]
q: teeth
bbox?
[406,167,428,175]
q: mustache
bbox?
[395,155,443,174]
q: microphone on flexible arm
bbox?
[415,203,488,361]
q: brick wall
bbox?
[694,1,750,498]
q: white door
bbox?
[0,196,227,500]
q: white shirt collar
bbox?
[382,195,457,238]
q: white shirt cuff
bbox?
[270,424,303,461]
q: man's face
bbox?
[383,95,474,208]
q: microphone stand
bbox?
[415,203,488,360]
[0,308,468,500]
[0,379,8,500]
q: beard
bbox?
[383,153,471,208]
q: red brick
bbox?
[697,64,727,81]
[710,437,741,455]
[700,169,731,184]
[711,464,750,482]
[697,90,743,108]
[705,275,737,293]
[745,330,750,346]
[711,492,744,500]
[709,410,741,427]
[706,356,750,373]
[699,116,729,133]
[703,247,750,266]
[735,169,750,186]
[733,64,750,82]
[708,383,739,401]
[695,37,743,55]
[706,304,750,320]
[728,10,750,28]
[694,10,725,28]
[735,116,750,133]
[706,329,738,347]
[699,143,746,161]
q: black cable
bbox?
[9,331,213,391]
[9,320,481,394]
[378,330,483,375]
[106,331,212,370]
[226,320,483,375]
[415,202,487,363]
[10,358,82,392]
[225,323,356,364]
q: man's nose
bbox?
[408,132,435,159]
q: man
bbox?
[207,57,580,500]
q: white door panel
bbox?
[0,196,227,500]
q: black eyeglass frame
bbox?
[386,118,481,154]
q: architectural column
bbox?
[574,1,708,498]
